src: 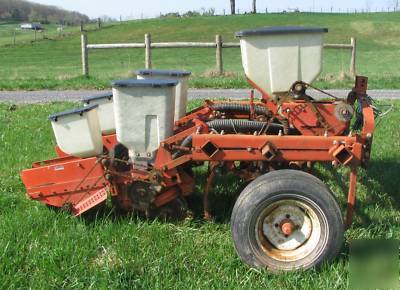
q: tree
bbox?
[10,8,22,20]
[230,0,235,15]
[0,0,89,24]
[252,0,257,14]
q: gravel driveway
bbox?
[0,89,398,103]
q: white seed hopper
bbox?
[236,26,328,96]
[135,69,191,121]
[82,92,116,135]
[48,105,103,158]
[112,79,178,159]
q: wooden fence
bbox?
[81,33,357,77]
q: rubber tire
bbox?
[230,169,344,272]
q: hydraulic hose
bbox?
[172,135,193,159]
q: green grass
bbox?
[1,12,400,90]
[0,100,399,288]
[0,21,107,47]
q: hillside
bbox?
[0,0,89,25]
[1,12,400,90]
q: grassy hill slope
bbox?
[1,12,400,90]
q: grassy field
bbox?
[0,22,75,46]
[1,12,400,90]
[0,21,108,47]
[0,99,399,288]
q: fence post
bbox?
[216,34,223,75]
[13,32,16,45]
[145,33,152,69]
[81,34,89,76]
[350,37,357,77]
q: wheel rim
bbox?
[255,198,327,263]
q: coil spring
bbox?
[211,103,270,116]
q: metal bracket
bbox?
[261,142,277,161]
[329,144,354,166]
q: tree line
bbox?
[0,0,89,25]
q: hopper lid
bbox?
[112,79,178,88]
[48,104,98,121]
[236,26,328,37]
[134,69,192,77]
[82,91,113,103]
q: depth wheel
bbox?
[231,169,344,272]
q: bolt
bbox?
[147,153,152,157]
[247,147,252,152]
[366,133,372,139]
[333,140,337,145]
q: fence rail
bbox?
[81,33,357,77]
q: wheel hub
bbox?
[262,204,312,251]
[280,219,295,236]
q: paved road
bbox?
[0,89,399,103]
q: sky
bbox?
[29,0,396,19]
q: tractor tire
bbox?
[230,169,344,272]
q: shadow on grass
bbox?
[363,160,400,208]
